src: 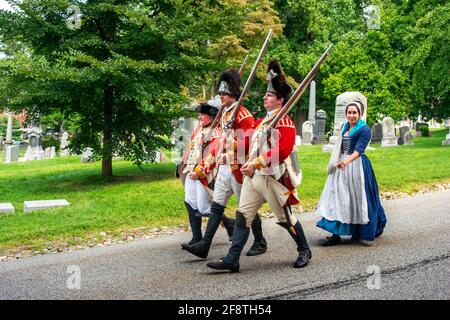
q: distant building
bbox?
[0,110,27,128]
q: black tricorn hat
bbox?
[217,68,241,100]
[195,103,219,117]
[267,59,292,102]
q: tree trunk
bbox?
[102,84,113,179]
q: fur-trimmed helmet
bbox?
[217,68,241,100]
[266,59,292,103]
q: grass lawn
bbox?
[0,128,449,253]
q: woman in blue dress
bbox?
[316,101,387,246]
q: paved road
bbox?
[0,190,449,300]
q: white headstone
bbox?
[5,145,19,163]
[404,132,414,145]
[295,135,302,146]
[81,147,94,163]
[301,121,313,145]
[24,199,70,213]
[50,146,56,158]
[60,131,69,149]
[44,147,51,159]
[0,203,15,214]
[381,117,398,147]
[442,119,450,145]
[5,112,13,144]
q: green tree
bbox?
[0,0,281,178]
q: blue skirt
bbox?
[317,154,387,241]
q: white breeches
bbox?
[184,175,212,215]
[212,165,242,207]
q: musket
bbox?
[202,54,256,146]
[266,45,333,234]
[268,44,333,129]
[224,28,274,129]
[238,55,250,76]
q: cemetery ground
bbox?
[0,128,449,259]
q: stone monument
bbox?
[404,132,414,145]
[397,126,410,145]
[60,131,70,157]
[301,121,313,145]
[24,127,45,160]
[81,147,94,163]
[311,110,328,145]
[442,119,450,145]
[381,117,398,147]
[371,122,383,144]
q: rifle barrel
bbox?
[269,44,333,129]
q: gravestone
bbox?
[397,126,410,145]
[5,112,13,144]
[0,203,15,214]
[171,117,198,165]
[81,147,94,163]
[381,117,398,147]
[311,110,327,145]
[24,127,45,161]
[371,122,383,143]
[404,132,414,145]
[50,146,56,158]
[60,131,70,157]
[44,147,51,159]
[301,121,313,145]
[60,131,69,149]
[24,200,70,213]
[5,145,19,163]
[442,119,450,145]
[0,135,3,151]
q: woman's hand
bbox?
[336,159,349,170]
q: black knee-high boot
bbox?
[207,211,249,272]
[221,215,235,241]
[286,221,312,268]
[182,202,202,248]
[246,214,268,256]
[181,201,225,259]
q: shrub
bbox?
[41,136,61,151]
[419,125,430,137]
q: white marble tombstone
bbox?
[81,147,94,163]
[442,119,450,145]
[381,117,398,147]
[50,146,56,158]
[5,112,13,144]
[5,145,19,163]
[404,132,414,145]
[301,121,313,145]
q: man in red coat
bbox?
[182,69,268,259]
[207,60,311,272]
